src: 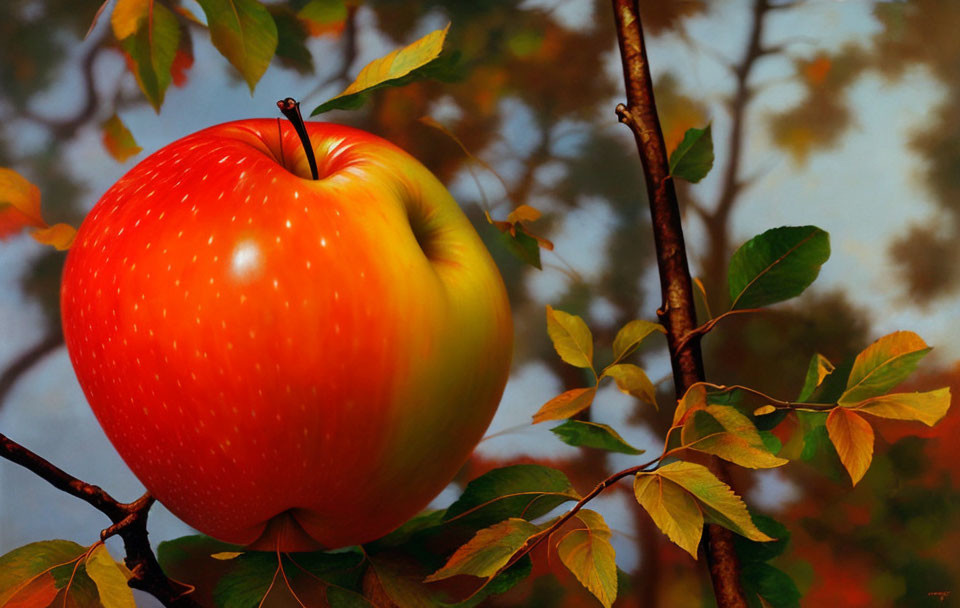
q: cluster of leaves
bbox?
[0,541,136,607]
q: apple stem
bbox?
[277,98,320,180]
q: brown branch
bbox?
[673,307,766,353]
[610,1,748,606]
[702,0,775,308]
[0,433,199,607]
[0,333,64,411]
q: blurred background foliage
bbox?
[1,0,959,606]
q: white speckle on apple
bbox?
[286,219,292,228]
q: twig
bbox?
[673,307,766,353]
[0,433,199,607]
[610,1,748,606]
[0,332,64,412]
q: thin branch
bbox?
[610,1,748,605]
[0,332,64,411]
[0,433,199,607]
[673,307,767,353]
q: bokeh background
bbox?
[2,0,959,605]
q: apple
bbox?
[60,119,513,551]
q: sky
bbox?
[0,0,954,600]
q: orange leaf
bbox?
[0,168,44,239]
[31,224,77,251]
[101,114,142,163]
[4,572,60,608]
[803,56,832,86]
[826,407,874,485]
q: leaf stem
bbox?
[277,98,320,180]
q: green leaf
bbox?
[312,24,452,115]
[826,406,874,485]
[727,226,830,310]
[839,331,931,403]
[213,552,278,608]
[741,563,801,608]
[611,319,665,362]
[495,224,542,269]
[0,540,87,605]
[101,113,142,163]
[268,6,313,74]
[797,353,835,402]
[195,0,278,93]
[84,545,135,608]
[156,535,247,607]
[550,420,645,454]
[364,556,436,608]
[119,1,180,111]
[297,0,347,32]
[850,388,951,426]
[545,305,594,369]
[532,387,597,424]
[446,557,532,608]
[681,406,788,469]
[603,364,657,408]
[669,125,714,183]
[734,513,791,564]
[557,510,617,608]
[425,519,539,582]
[444,465,581,529]
[633,473,704,558]
[659,462,774,542]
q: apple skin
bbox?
[60,119,512,551]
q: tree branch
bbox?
[0,433,199,607]
[0,332,64,411]
[610,1,748,606]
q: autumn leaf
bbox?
[2,572,59,608]
[603,363,658,408]
[195,0,279,93]
[611,319,665,362]
[101,114,142,163]
[0,168,44,238]
[0,540,87,605]
[425,518,539,582]
[297,0,347,37]
[485,205,553,269]
[550,420,644,454]
[312,24,453,115]
[672,383,708,426]
[118,0,180,110]
[826,407,873,485]
[557,510,617,608]
[532,387,597,423]
[681,406,788,469]
[545,305,594,369]
[727,226,830,310]
[210,552,243,560]
[659,462,773,542]
[633,472,704,558]
[797,353,835,402]
[85,545,136,608]
[849,388,951,427]
[839,331,931,403]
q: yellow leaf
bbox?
[532,387,597,424]
[681,406,788,469]
[210,551,243,560]
[611,319,665,362]
[425,518,538,582]
[851,388,951,427]
[658,461,773,542]
[603,363,657,409]
[753,405,776,416]
[85,545,136,608]
[634,473,703,559]
[826,407,873,485]
[331,24,449,101]
[545,305,594,369]
[111,0,149,40]
[557,510,617,608]
[840,331,930,403]
[672,383,708,426]
[102,114,143,163]
[506,204,541,224]
[813,354,835,386]
[0,168,44,238]
[31,224,77,251]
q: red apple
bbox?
[60,119,513,551]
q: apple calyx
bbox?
[276,97,320,180]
